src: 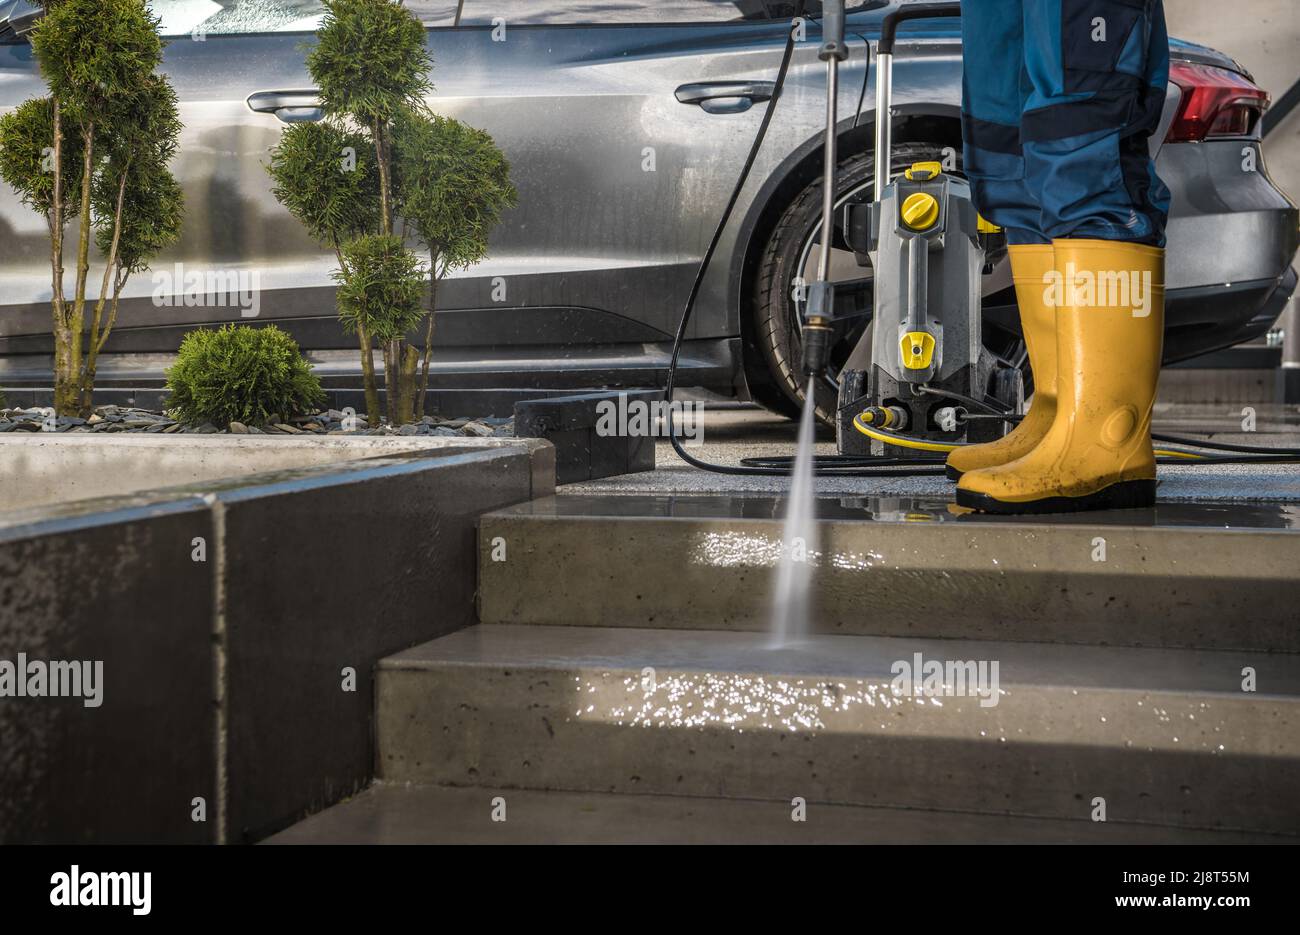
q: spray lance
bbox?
[799,0,849,379]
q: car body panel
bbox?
[0,14,870,388]
[0,0,1295,397]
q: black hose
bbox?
[663,2,946,477]
[1151,433,1300,456]
[665,0,863,477]
[917,383,1010,415]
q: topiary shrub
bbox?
[267,0,515,428]
[0,0,183,417]
[165,324,325,428]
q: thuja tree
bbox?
[393,110,517,416]
[0,0,183,416]
[267,120,383,422]
[267,0,515,426]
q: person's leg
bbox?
[945,241,1056,480]
[957,0,1171,513]
[948,0,1058,480]
[959,0,1045,246]
[1020,0,1170,244]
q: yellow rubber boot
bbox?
[956,239,1165,514]
[945,244,1056,481]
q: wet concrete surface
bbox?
[388,622,1300,694]
[263,782,1288,845]
[503,491,1300,530]
[566,403,1300,503]
[371,625,1300,833]
[480,500,1300,650]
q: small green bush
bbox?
[165,324,325,428]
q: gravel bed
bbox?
[0,406,515,438]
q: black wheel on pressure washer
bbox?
[751,141,958,426]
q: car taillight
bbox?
[1166,62,1270,143]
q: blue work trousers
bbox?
[961,0,1172,246]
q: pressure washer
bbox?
[663,0,1300,479]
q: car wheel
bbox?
[751,142,957,425]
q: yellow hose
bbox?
[852,412,958,452]
[852,411,1207,459]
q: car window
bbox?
[147,1,457,37]
[456,2,878,25]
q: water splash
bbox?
[769,377,819,648]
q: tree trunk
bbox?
[417,256,438,417]
[355,320,381,430]
[398,343,419,425]
[383,340,399,425]
[82,268,130,415]
[59,121,95,417]
[334,241,380,428]
[49,100,70,420]
[81,166,130,415]
[373,119,392,236]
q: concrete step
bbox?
[376,624,1300,834]
[263,782,1284,844]
[478,495,1300,652]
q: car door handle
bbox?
[675,81,776,115]
[246,90,324,124]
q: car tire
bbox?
[751,142,955,425]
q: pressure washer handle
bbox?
[873,1,962,202]
[905,233,929,337]
[878,1,963,56]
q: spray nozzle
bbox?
[801,320,834,377]
[800,280,838,376]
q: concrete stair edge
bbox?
[264,781,1296,845]
[374,625,1300,834]
[475,511,1300,652]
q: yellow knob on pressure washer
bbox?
[901,192,940,231]
[900,331,936,369]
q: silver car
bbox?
[1,0,1296,421]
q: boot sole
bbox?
[945,465,962,482]
[955,479,1157,515]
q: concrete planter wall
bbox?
[0,438,553,843]
[1,433,537,509]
